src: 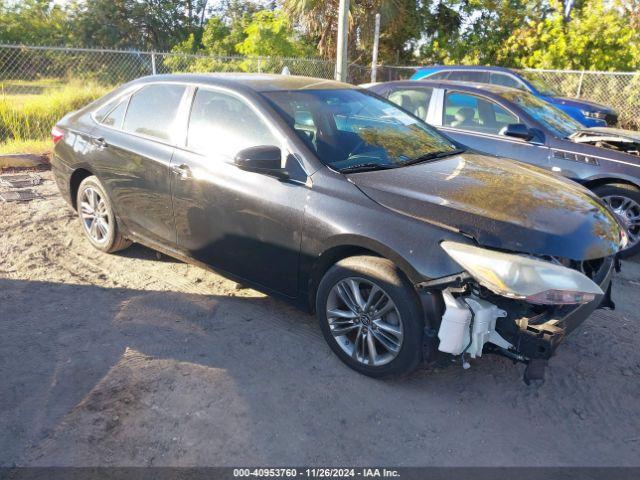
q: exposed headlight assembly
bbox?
[441,241,603,305]
[580,110,607,120]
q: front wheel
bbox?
[316,256,424,378]
[594,183,640,258]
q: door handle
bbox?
[91,137,108,149]
[172,163,192,179]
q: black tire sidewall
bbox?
[594,183,640,258]
[76,176,117,252]
[316,256,424,378]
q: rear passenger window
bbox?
[426,71,450,80]
[187,89,278,158]
[387,88,433,121]
[447,71,488,83]
[123,84,186,141]
[489,73,524,90]
[101,100,127,128]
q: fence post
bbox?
[151,52,157,75]
[576,71,584,98]
[370,13,381,83]
[257,57,262,74]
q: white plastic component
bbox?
[438,290,472,355]
[464,297,509,358]
[437,290,511,358]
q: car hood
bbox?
[551,96,616,113]
[347,153,622,260]
[569,127,640,158]
[574,127,640,142]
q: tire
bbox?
[76,176,131,253]
[593,183,640,258]
[316,255,424,378]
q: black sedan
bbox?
[51,74,625,381]
[366,80,640,256]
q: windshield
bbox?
[499,90,583,138]
[262,89,459,172]
[518,72,560,96]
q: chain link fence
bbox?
[519,69,640,130]
[0,44,339,151]
[1,44,639,153]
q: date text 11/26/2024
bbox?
[233,468,400,478]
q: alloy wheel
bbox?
[602,194,640,249]
[80,187,110,244]
[326,277,404,367]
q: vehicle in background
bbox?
[51,74,624,382]
[366,80,640,257]
[410,66,618,128]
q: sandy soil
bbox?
[1,171,640,467]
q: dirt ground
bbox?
[1,171,640,467]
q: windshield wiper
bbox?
[401,148,466,167]
[339,163,398,174]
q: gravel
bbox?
[1,171,639,467]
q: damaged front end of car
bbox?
[417,241,624,384]
[570,128,640,157]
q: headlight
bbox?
[580,110,607,120]
[441,241,603,305]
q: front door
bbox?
[170,87,307,297]
[437,91,550,168]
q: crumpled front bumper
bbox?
[493,256,616,381]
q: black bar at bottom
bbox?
[1,467,639,480]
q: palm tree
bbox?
[283,0,410,60]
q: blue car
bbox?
[411,66,618,128]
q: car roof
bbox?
[374,79,523,97]
[134,73,356,92]
[415,65,516,74]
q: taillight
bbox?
[51,126,64,144]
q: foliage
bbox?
[500,0,640,71]
[0,80,108,143]
[417,0,640,72]
[236,10,315,57]
[0,0,73,46]
[283,0,422,63]
[0,0,639,72]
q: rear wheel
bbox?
[594,183,640,258]
[316,256,424,378]
[76,176,131,253]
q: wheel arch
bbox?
[583,176,640,192]
[69,167,96,210]
[306,235,423,313]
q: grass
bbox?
[0,79,110,154]
[0,138,51,155]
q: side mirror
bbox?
[234,145,289,180]
[499,123,535,142]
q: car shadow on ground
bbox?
[1,277,639,467]
[113,243,182,263]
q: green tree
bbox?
[71,0,203,51]
[236,10,314,57]
[283,0,422,63]
[501,0,640,70]
[0,0,73,45]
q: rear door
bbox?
[90,83,188,247]
[436,90,550,167]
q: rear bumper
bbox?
[50,153,74,208]
[497,257,615,361]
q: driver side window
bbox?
[444,92,518,135]
[187,89,278,158]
